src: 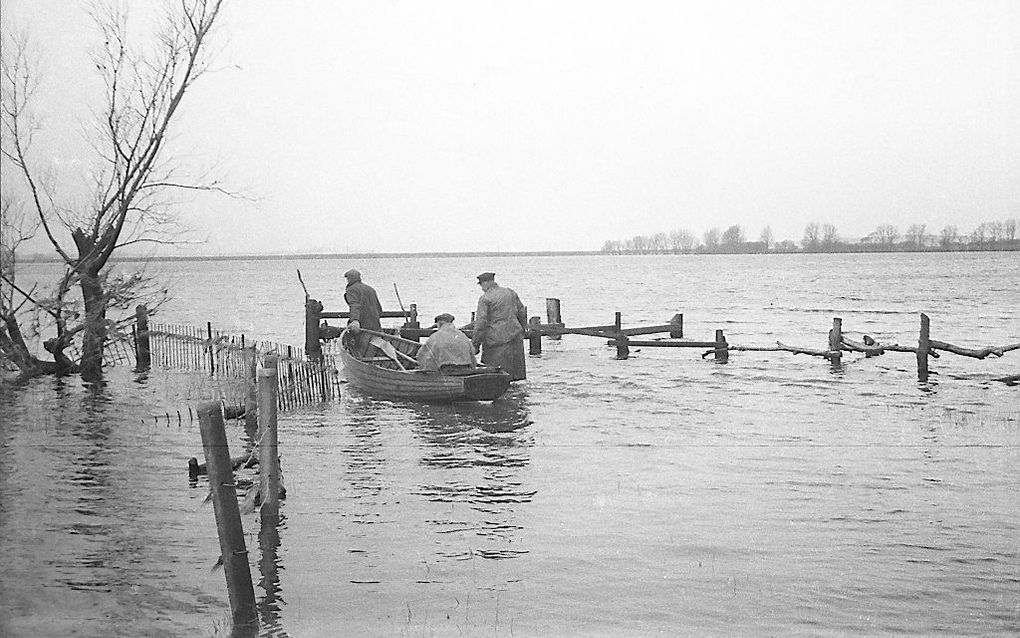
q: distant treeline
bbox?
[600,219,1020,254]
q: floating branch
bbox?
[997,374,1020,386]
[930,340,1020,360]
[700,342,840,359]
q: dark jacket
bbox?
[344,280,383,331]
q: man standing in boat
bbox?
[343,268,383,356]
[471,272,527,381]
[416,313,477,372]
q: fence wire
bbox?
[143,322,340,412]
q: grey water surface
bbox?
[2,252,1018,637]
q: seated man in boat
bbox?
[415,313,478,373]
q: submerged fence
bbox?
[138,316,339,412]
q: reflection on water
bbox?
[411,390,534,561]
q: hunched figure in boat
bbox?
[415,313,477,373]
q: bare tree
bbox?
[940,224,959,249]
[702,227,721,251]
[905,223,927,249]
[802,222,821,251]
[1005,218,1017,243]
[721,224,744,246]
[600,239,621,254]
[759,225,773,252]
[971,222,990,247]
[1,1,228,380]
[820,223,839,249]
[873,224,899,248]
[649,232,669,253]
[670,229,697,253]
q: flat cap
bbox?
[476,272,495,282]
[343,268,361,279]
[433,313,455,324]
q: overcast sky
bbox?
[3,0,1019,255]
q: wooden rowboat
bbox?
[338,329,511,402]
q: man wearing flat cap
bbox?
[472,272,527,380]
[415,313,477,372]
[343,268,382,355]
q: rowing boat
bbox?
[337,329,511,402]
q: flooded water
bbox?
[2,252,1018,636]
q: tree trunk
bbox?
[1,314,78,378]
[79,269,108,381]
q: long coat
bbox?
[344,280,383,331]
[472,284,527,381]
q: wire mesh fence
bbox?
[142,321,340,411]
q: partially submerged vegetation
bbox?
[1,0,230,381]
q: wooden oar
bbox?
[369,336,406,370]
[359,328,423,349]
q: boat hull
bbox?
[339,346,510,402]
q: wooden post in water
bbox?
[669,313,684,339]
[197,401,257,633]
[714,329,728,362]
[546,298,562,340]
[258,355,281,516]
[305,299,322,362]
[615,334,630,360]
[829,317,843,365]
[917,313,930,382]
[402,303,421,342]
[613,312,629,359]
[244,347,259,437]
[528,316,543,355]
[206,322,216,375]
[134,305,151,371]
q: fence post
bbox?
[258,356,281,516]
[305,298,323,362]
[206,322,216,375]
[546,298,562,340]
[134,304,151,371]
[197,401,257,634]
[244,346,259,437]
[715,329,729,362]
[917,313,930,382]
[528,316,543,355]
[669,313,684,339]
[829,317,843,366]
[615,334,630,360]
[401,303,421,342]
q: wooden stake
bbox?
[244,347,259,437]
[715,329,729,362]
[669,313,684,339]
[615,334,630,360]
[207,322,216,375]
[546,298,562,340]
[134,304,151,371]
[197,401,257,632]
[258,357,281,516]
[528,316,543,355]
[305,298,322,362]
[829,317,842,365]
[918,312,930,382]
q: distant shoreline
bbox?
[20,250,601,263]
[17,247,1017,263]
